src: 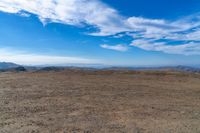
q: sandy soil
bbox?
[0,70,200,133]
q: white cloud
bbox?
[131,39,200,55]
[0,0,130,36]
[0,0,200,55]
[0,48,100,65]
[100,44,128,52]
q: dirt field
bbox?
[0,70,200,133]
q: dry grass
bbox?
[0,70,200,133]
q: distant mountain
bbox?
[0,62,27,72]
[172,66,200,73]
[102,66,200,73]
[0,62,20,69]
[0,62,200,73]
[38,67,65,72]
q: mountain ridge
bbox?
[0,62,20,69]
[0,62,200,73]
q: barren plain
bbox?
[0,70,200,133]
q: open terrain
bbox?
[0,70,200,133]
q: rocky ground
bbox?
[0,70,200,133]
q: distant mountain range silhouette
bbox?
[0,62,26,72]
[0,62,20,69]
[0,62,200,73]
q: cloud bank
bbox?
[0,48,99,65]
[0,0,200,55]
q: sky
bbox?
[0,0,200,66]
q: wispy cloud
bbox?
[100,44,128,52]
[0,0,129,36]
[0,0,200,55]
[131,39,200,55]
[0,48,100,65]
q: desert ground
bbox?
[0,70,200,133]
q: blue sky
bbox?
[0,0,200,66]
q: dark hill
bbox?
[0,62,20,69]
